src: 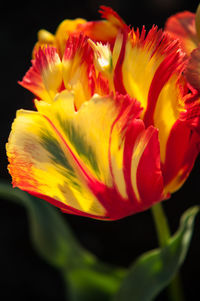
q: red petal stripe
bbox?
[162,120,200,189]
[113,31,128,94]
[144,50,185,126]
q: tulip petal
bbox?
[62,34,95,109]
[7,91,144,219]
[123,121,164,209]
[153,76,185,163]
[109,94,143,200]
[118,26,185,117]
[55,18,87,56]
[7,122,104,217]
[19,46,62,103]
[162,120,200,193]
[134,126,164,205]
[153,73,200,193]
[165,11,198,56]
[99,5,128,30]
[6,95,107,217]
[33,29,56,58]
[113,31,127,94]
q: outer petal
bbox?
[114,26,186,118]
[122,121,164,211]
[165,11,199,56]
[7,92,117,219]
[153,73,200,193]
[157,78,200,193]
[162,120,200,194]
[19,46,62,103]
[135,126,164,204]
[152,75,185,163]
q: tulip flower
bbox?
[6,7,200,220]
[165,4,200,92]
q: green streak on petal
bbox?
[57,116,101,178]
[40,130,74,172]
[40,130,82,191]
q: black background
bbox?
[1,0,200,300]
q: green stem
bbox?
[151,203,185,301]
[151,202,170,247]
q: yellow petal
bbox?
[120,27,185,117]
[153,75,185,163]
[121,27,167,112]
[35,91,120,187]
[55,18,87,56]
[7,90,143,216]
[7,95,106,216]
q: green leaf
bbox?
[114,206,199,301]
[0,181,88,268]
[0,181,125,301]
[63,263,125,301]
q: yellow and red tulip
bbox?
[6,7,200,220]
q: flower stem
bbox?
[151,203,185,301]
[151,202,170,247]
